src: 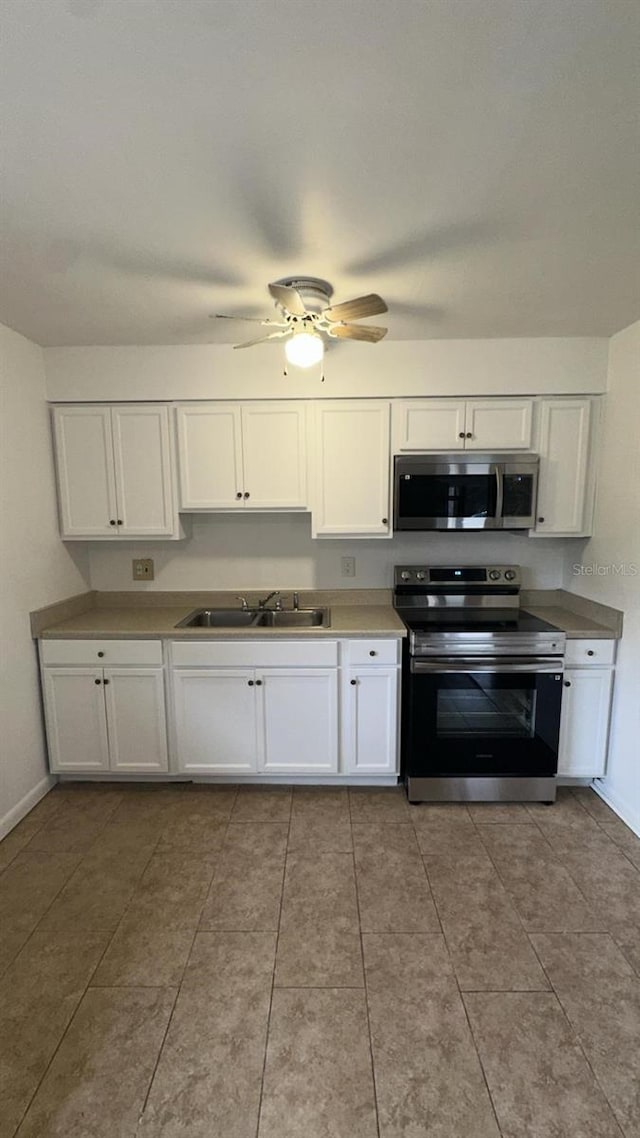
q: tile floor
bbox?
[1,783,640,1137]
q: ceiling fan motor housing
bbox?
[273,276,334,314]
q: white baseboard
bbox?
[591,778,640,838]
[0,774,58,841]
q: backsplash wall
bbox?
[87,512,573,592]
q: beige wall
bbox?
[0,323,89,835]
[566,319,640,833]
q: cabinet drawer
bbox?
[171,639,339,668]
[40,639,163,666]
[342,639,400,666]
[564,639,616,667]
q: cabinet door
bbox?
[342,667,399,774]
[312,402,390,536]
[464,400,533,450]
[241,403,307,509]
[111,406,176,536]
[172,669,257,773]
[104,668,168,772]
[257,669,338,773]
[535,400,591,535]
[176,404,243,509]
[43,668,110,772]
[53,407,118,537]
[394,400,465,451]
[558,667,613,778]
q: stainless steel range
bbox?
[393,565,566,804]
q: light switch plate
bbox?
[132,558,154,581]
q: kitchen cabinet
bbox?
[172,669,259,773]
[533,399,593,536]
[557,638,615,778]
[258,669,338,773]
[312,401,391,536]
[41,640,168,774]
[393,399,533,453]
[176,402,307,510]
[52,405,179,539]
[341,639,400,775]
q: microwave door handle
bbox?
[495,466,504,520]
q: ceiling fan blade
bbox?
[328,323,388,343]
[323,293,388,322]
[213,313,288,327]
[233,329,293,350]
[268,282,307,316]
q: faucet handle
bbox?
[236,595,249,611]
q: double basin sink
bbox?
[176,607,330,630]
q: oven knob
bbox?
[400,571,411,581]
[416,571,425,581]
[488,570,501,580]
[504,570,517,581]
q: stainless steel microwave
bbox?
[393,454,539,531]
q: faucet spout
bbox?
[258,590,280,610]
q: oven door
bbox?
[405,658,563,778]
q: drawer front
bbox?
[171,640,339,668]
[342,639,400,666]
[564,639,616,667]
[40,639,163,666]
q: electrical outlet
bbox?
[132,558,154,581]
[341,556,356,578]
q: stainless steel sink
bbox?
[176,608,263,628]
[257,608,330,628]
[175,607,330,629]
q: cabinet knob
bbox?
[117,519,123,526]
[466,432,473,439]
[587,650,595,656]
[538,517,545,523]
[97,651,104,658]
[369,650,377,656]
[382,518,388,525]
[248,680,254,686]
[244,492,250,499]
[236,492,243,499]
[109,519,116,526]
[458,431,465,439]
[255,679,262,686]
[564,680,571,687]
[103,678,110,685]
[94,678,101,685]
[350,679,357,685]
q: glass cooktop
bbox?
[396,609,562,635]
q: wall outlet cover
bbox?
[341,556,356,578]
[132,558,154,581]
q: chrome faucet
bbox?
[236,595,249,611]
[258,590,281,610]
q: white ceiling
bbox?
[1,0,639,347]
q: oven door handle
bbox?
[410,657,564,674]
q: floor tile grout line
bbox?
[454,961,506,1137]
[254,788,292,1138]
[352,832,382,1138]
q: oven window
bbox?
[437,676,536,738]
[398,474,497,519]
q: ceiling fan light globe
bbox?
[284,331,324,368]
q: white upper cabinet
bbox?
[176,402,307,510]
[464,400,533,450]
[312,401,391,537]
[534,399,592,535]
[394,400,466,451]
[53,404,179,539]
[393,398,533,452]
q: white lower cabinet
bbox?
[172,669,258,774]
[41,641,168,774]
[342,666,399,774]
[558,644,615,778]
[258,669,338,773]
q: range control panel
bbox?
[393,565,521,587]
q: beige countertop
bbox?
[521,605,620,639]
[35,597,407,641]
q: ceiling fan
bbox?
[213,277,388,370]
